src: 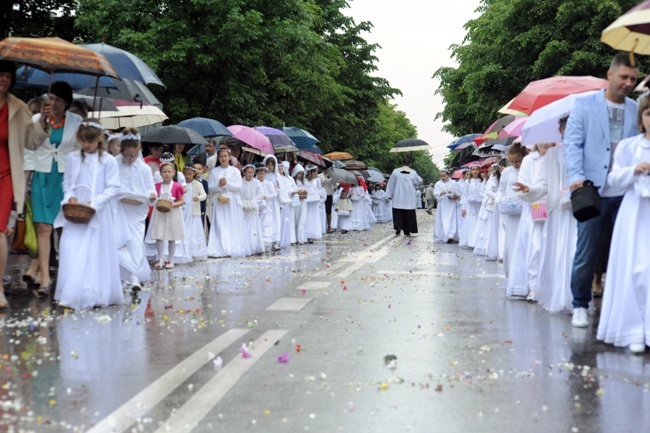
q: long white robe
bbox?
[177,180,208,262]
[507,151,546,298]
[497,166,521,277]
[54,151,123,309]
[207,165,248,258]
[278,174,295,247]
[263,171,282,244]
[456,179,467,243]
[305,178,323,240]
[460,178,484,248]
[294,178,308,243]
[525,145,575,313]
[350,186,373,231]
[114,155,155,284]
[433,179,458,243]
[597,134,650,347]
[241,178,265,255]
[333,189,353,231]
[472,174,498,256]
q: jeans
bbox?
[570,196,623,309]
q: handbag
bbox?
[14,201,38,259]
[10,215,27,253]
[570,180,601,222]
[498,198,523,215]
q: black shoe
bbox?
[395,230,401,236]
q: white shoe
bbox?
[272,242,281,251]
[154,259,164,270]
[629,343,646,354]
[526,291,536,302]
[164,261,174,270]
[572,308,588,328]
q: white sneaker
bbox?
[629,343,646,354]
[572,308,588,328]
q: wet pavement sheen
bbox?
[1,211,648,433]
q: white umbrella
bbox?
[520,90,599,146]
[89,104,168,129]
[366,169,385,183]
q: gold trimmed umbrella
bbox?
[0,37,119,77]
[324,151,354,161]
[602,1,650,58]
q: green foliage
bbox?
[434,0,644,137]
[2,1,81,40]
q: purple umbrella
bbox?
[254,126,298,152]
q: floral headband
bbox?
[80,121,103,130]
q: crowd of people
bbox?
[431,53,650,355]
[0,60,423,311]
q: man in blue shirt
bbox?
[564,53,639,328]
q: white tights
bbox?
[156,240,176,262]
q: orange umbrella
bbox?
[323,151,354,161]
[0,37,119,77]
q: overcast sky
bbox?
[346,0,482,167]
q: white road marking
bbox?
[335,262,365,278]
[266,297,312,311]
[296,281,331,291]
[337,236,400,264]
[417,252,457,267]
[86,329,250,433]
[312,261,347,276]
[153,329,289,433]
[377,270,505,279]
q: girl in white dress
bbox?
[280,161,300,248]
[433,169,459,243]
[471,166,498,255]
[379,185,393,223]
[240,164,265,255]
[485,162,504,261]
[207,148,247,258]
[507,143,554,300]
[113,129,156,291]
[263,155,282,250]
[333,185,354,233]
[292,164,308,244]
[150,163,185,269]
[257,165,279,251]
[460,165,484,249]
[304,166,323,242]
[54,120,122,309]
[176,165,208,262]
[597,99,650,353]
[497,144,528,278]
[456,170,469,243]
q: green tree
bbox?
[434,0,644,137]
[2,1,80,40]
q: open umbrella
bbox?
[255,126,299,153]
[227,125,274,155]
[82,43,163,85]
[142,125,206,145]
[506,76,608,115]
[366,169,385,183]
[498,117,528,139]
[307,144,323,155]
[297,150,329,168]
[324,151,354,161]
[601,1,650,56]
[89,103,168,129]
[448,133,481,150]
[177,117,231,137]
[0,37,118,77]
[15,66,117,90]
[390,138,430,153]
[451,169,463,180]
[77,78,163,108]
[520,90,599,146]
[283,126,319,149]
[344,160,367,170]
[472,138,514,158]
[330,168,359,186]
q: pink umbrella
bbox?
[227,125,274,155]
[498,117,528,139]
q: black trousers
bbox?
[392,208,418,235]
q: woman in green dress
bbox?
[25,82,83,297]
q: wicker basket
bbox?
[155,199,173,213]
[298,190,308,200]
[120,197,144,205]
[217,195,231,204]
[62,203,96,224]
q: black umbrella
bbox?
[473,137,515,158]
[451,144,478,167]
[142,125,207,145]
[390,138,430,153]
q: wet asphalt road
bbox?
[1,210,649,433]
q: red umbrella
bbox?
[508,76,608,115]
[297,150,328,168]
[451,169,463,180]
[474,115,516,145]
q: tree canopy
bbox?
[434,0,646,138]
